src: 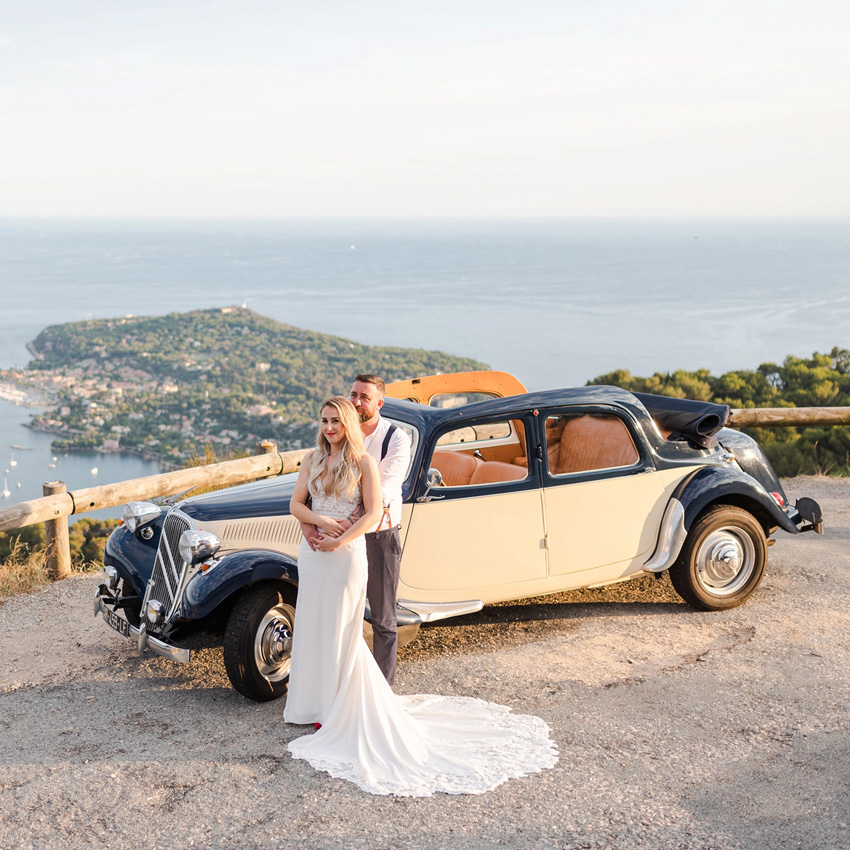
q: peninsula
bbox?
[3,307,487,467]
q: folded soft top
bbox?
[634,393,732,449]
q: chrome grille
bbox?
[144,511,192,623]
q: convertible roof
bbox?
[633,393,731,449]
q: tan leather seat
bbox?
[470,460,528,486]
[430,451,481,487]
[555,415,639,475]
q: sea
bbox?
[0,216,848,519]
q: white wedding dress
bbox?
[283,482,558,797]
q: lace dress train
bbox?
[283,485,558,797]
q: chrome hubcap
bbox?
[254,604,294,682]
[696,527,755,596]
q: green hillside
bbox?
[24,307,487,465]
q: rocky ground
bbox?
[1,475,848,850]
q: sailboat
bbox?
[9,452,17,467]
[2,479,10,498]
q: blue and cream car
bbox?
[95,371,823,701]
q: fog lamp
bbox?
[103,565,119,590]
[145,599,166,627]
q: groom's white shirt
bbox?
[362,416,410,528]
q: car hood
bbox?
[177,472,299,523]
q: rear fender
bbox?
[182,549,298,620]
[674,466,798,535]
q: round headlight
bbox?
[178,529,221,566]
[123,501,162,533]
[145,599,166,627]
[103,565,119,590]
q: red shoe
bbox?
[314,723,322,730]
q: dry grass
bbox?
[0,539,51,602]
[0,538,104,603]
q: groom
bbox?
[348,374,410,685]
[300,374,410,686]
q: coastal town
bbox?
[0,307,484,468]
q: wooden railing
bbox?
[1,405,849,580]
[0,441,308,579]
[728,407,850,427]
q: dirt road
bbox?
[1,476,848,849]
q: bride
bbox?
[285,396,557,797]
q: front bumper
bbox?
[93,585,191,663]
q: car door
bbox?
[540,407,668,587]
[399,413,547,601]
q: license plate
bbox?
[104,608,131,638]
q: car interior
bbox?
[427,411,640,487]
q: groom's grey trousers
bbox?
[365,525,402,686]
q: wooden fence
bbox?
[0,441,308,579]
[1,405,849,580]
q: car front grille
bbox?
[144,510,192,625]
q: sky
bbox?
[1,0,849,218]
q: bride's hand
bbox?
[317,516,346,538]
[314,533,341,553]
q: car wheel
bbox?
[669,505,767,611]
[223,583,296,702]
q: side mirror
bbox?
[417,467,445,503]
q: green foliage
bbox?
[0,523,46,562]
[25,307,488,465]
[67,518,122,567]
[589,347,850,477]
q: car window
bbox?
[544,412,640,476]
[436,420,512,445]
[427,418,530,488]
[384,417,418,479]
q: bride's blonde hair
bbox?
[309,397,365,501]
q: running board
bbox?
[397,598,484,623]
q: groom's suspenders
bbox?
[375,424,398,531]
[380,423,397,462]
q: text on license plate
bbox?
[104,608,131,638]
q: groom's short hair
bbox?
[354,373,386,396]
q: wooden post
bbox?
[256,440,277,455]
[43,481,71,580]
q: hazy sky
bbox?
[2,0,848,217]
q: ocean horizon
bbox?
[1,215,848,512]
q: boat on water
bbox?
[2,479,10,498]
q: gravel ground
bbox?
[1,475,848,850]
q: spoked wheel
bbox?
[669,505,767,611]
[223,584,296,701]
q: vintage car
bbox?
[95,371,823,701]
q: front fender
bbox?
[182,549,299,620]
[103,523,161,597]
[674,466,798,534]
